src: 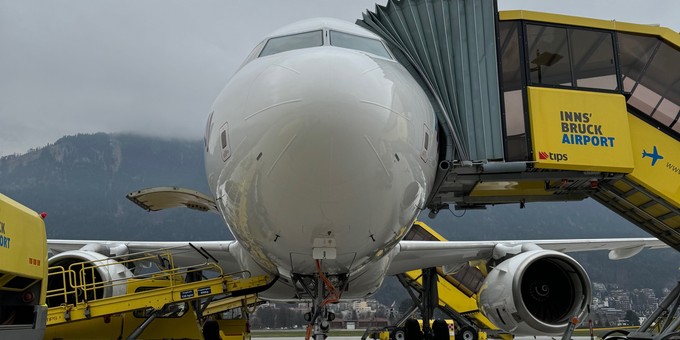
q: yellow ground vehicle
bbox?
[43,275,258,339]
[43,249,267,339]
[0,193,48,339]
[0,192,265,339]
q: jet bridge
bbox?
[358,1,680,251]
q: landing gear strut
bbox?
[294,260,346,340]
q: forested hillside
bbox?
[0,133,229,241]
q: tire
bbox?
[392,327,406,340]
[404,319,423,340]
[601,330,630,340]
[202,320,220,340]
[455,326,478,340]
[432,320,449,340]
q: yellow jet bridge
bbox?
[492,9,680,254]
[360,1,679,250]
[412,10,680,251]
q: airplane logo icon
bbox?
[642,146,664,166]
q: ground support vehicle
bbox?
[0,193,48,339]
[44,249,270,339]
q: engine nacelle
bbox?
[47,250,134,307]
[478,249,591,335]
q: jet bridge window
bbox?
[329,30,392,59]
[526,24,617,90]
[259,30,323,57]
[527,25,572,86]
[619,32,680,131]
[499,21,528,161]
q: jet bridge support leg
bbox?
[395,268,473,340]
[422,267,438,339]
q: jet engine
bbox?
[478,249,591,335]
[47,245,133,307]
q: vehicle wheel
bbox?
[602,330,630,340]
[202,320,220,340]
[432,320,449,340]
[455,326,477,340]
[392,327,406,340]
[405,319,423,340]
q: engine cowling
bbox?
[47,250,134,307]
[478,249,591,335]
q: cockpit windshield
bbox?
[329,30,392,59]
[256,28,392,60]
[259,30,323,57]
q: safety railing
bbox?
[45,248,224,307]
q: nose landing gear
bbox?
[294,260,346,340]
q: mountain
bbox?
[1,133,678,298]
[0,133,229,241]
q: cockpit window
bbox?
[259,30,323,57]
[329,30,392,59]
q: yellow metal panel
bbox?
[44,315,126,339]
[499,10,680,48]
[46,306,204,339]
[626,192,651,206]
[644,204,670,219]
[0,193,47,284]
[665,216,680,228]
[527,87,634,172]
[470,181,550,197]
[413,221,446,241]
[123,310,203,339]
[216,318,248,336]
[500,10,616,30]
[613,181,634,193]
[626,115,680,207]
[204,295,258,316]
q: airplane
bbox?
[642,146,664,166]
[47,18,667,339]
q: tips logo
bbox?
[538,151,568,162]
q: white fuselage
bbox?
[204,19,438,299]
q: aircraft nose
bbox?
[238,48,422,242]
[249,48,395,121]
[245,48,408,185]
[212,46,435,274]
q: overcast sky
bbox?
[1,1,678,157]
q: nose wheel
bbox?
[304,308,336,340]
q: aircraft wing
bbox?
[386,237,667,276]
[47,239,244,274]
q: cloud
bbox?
[1,0,677,156]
